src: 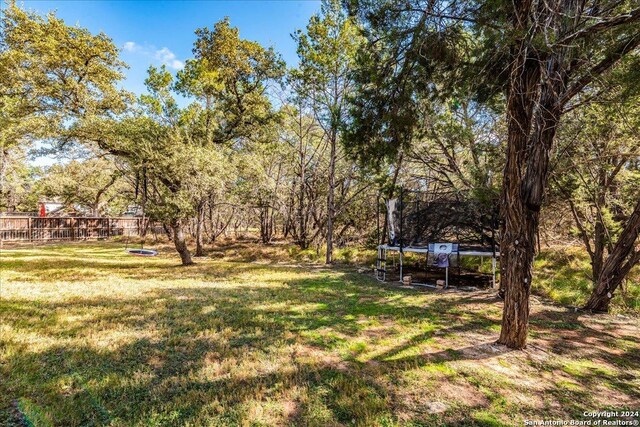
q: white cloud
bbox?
[123,41,140,52]
[154,47,184,70]
[122,42,184,71]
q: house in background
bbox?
[122,205,143,216]
[38,200,64,217]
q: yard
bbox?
[1,241,639,426]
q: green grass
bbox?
[533,246,640,312]
[1,241,638,426]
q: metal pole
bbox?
[399,187,403,250]
[384,247,387,281]
[376,246,380,281]
[376,192,380,246]
[399,187,404,283]
[492,257,496,288]
[415,197,419,244]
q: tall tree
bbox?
[279,102,325,249]
[75,18,283,263]
[177,17,285,145]
[349,0,640,348]
[0,2,129,197]
[492,0,639,348]
[175,18,284,253]
[94,67,226,265]
[551,67,640,312]
[293,0,365,263]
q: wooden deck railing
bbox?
[0,217,147,242]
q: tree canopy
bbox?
[0,2,130,150]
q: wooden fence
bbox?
[0,217,147,242]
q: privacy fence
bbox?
[0,217,148,242]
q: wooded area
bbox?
[1,0,638,351]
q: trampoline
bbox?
[375,187,500,288]
[125,248,158,257]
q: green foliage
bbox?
[90,18,286,237]
[344,1,492,168]
[95,14,287,227]
[292,0,364,133]
[290,0,371,257]
[0,146,42,211]
[0,2,130,150]
[403,99,504,198]
[177,17,285,145]
[107,116,228,224]
[534,247,639,312]
[550,58,640,283]
[38,158,131,216]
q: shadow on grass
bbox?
[1,273,509,426]
[2,244,639,426]
[1,255,294,284]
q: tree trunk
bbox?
[172,220,194,266]
[592,216,606,281]
[380,153,403,245]
[298,151,308,249]
[326,133,336,264]
[0,149,8,200]
[163,223,173,241]
[591,169,608,281]
[500,79,563,349]
[195,202,205,257]
[260,206,272,244]
[496,44,541,349]
[584,198,640,312]
[497,0,583,349]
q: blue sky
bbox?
[16,0,321,165]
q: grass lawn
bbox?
[1,241,639,426]
[533,247,640,313]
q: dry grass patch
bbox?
[1,241,638,426]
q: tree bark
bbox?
[592,203,606,281]
[0,149,8,202]
[497,0,584,349]
[260,206,272,244]
[195,201,205,257]
[326,132,337,264]
[496,38,541,349]
[584,198,640,312]
[172,220,194,266]
[380,152,403,245]
[298,148,308,249]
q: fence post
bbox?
[106,218,110,239]
[28,217,33,241]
